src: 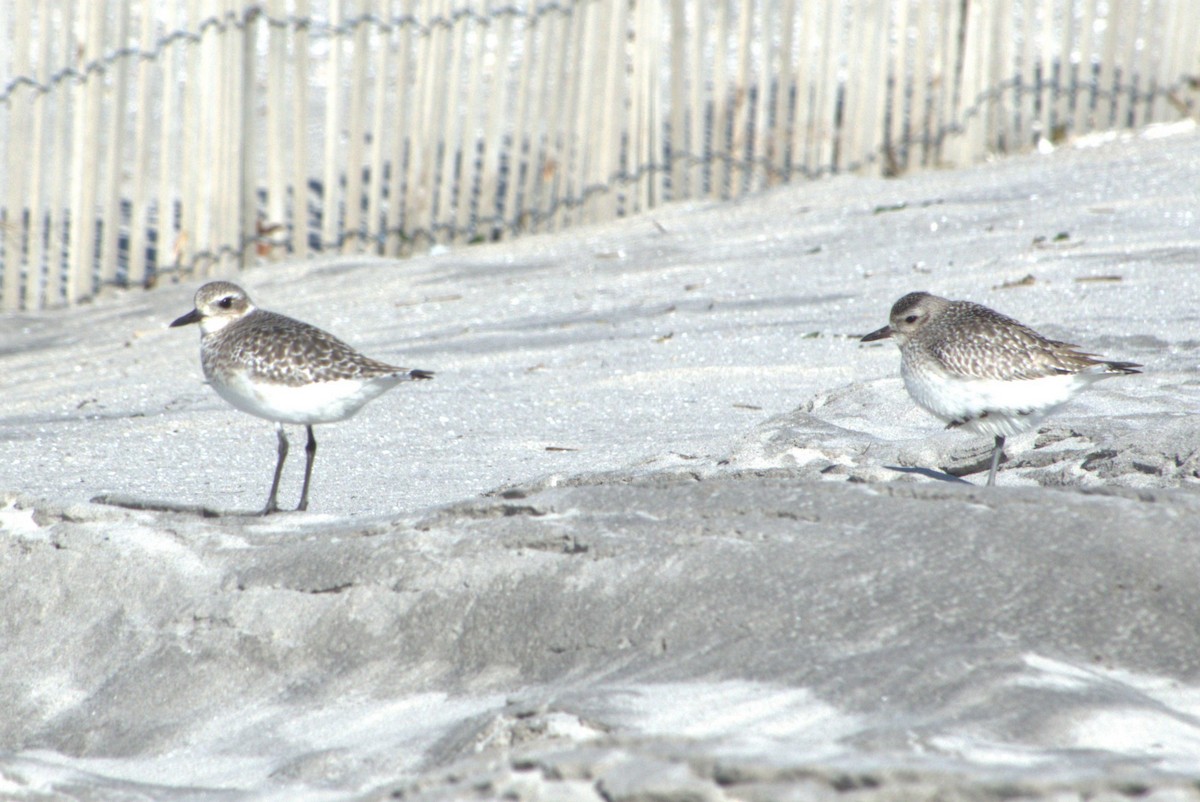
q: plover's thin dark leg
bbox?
[985,435,1005,487]
[264,423,289,515]
[297,425,317,512]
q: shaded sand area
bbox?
[1,123,1199,800]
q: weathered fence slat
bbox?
[3,0,33,310]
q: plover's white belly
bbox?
[210,370,400,425]
[901,359,1084,438]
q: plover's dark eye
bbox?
[905,314,918,323]
[218,296,234,309]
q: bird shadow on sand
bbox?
[883,465,975,484]
[90,494,264,518]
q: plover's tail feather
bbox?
[1101,360,1141,375]
[409,369,435,381]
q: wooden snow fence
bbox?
[0,0,1197,310]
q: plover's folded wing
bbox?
[930,308,1127,382]
[228,310,418,385]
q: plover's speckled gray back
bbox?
[861,291,1140,486]
[171,281,433,514]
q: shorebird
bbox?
[171,281,433,513]
[861,291,1140,485]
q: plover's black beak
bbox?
[170,308,202,327]
[860,324,893,342]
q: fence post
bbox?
[385,0,415,256]
[67,2,106,304]
[240,4,259,271]
[2,0,32,310]
[320,0,345,252]
[99,1,131,293]
[476,0,515,241]
[597,0,629,222]
[128,0,158,289]
[25,2,56,309]
[366,2,393,255]
[343,0,370,252]
[265,0,288,259]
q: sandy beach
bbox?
[1,123,1199,800]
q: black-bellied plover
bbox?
[861,291,1140,486]
[171,281,433,514]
